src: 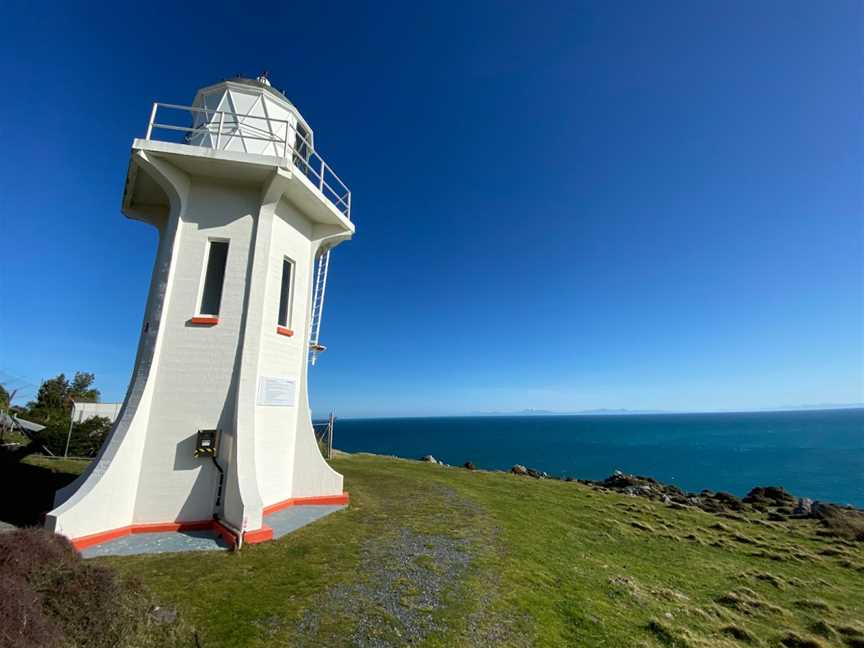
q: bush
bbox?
[0,572,63,648]
[31,416,112,457]
[0,528,191,648]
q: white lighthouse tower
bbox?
[46,76,353,549]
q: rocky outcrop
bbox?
[415,456,862,541]
[588,471,758,516]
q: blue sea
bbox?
[333,409,864,508]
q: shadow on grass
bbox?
[0,446,82,527]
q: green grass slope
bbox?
[97,453,864,648]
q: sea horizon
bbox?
[329,404,864,421]
[330,408,864,508]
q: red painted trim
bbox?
[190,316,219,325]
[263,492,350,516]
[70,519,221,551]
[132,521,212,534]
[212,520,239,549]
[71,526,133,550]
[67,494,350,550]
[243,525,274,544]
[276,326,294,337]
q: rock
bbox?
[421,455,438,464]
[744,486,795,505]
[511,464,528,476]
[150,606,177,625]
[463,461,475,470]
[793,498,813,515]
[526,468,545,479]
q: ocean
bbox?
[332,409,864,508]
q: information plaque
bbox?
[257,376,297,407]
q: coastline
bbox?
[371,450,864,542]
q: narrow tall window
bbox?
[278,257,294,327]
[199,240,229,316]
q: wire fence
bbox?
[313,413,335,460]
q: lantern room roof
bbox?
[192,76,313,140]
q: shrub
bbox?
[31,416,111,457]
[0,528,190,648]
[0,572,63,648]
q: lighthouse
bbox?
[46,76,353,549]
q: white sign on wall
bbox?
[257,376,297,407]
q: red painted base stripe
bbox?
[70,519,225,551]
[67,494,349,550]
[243,525,274,544]
[263,492,350,516]
[71,526,134,550]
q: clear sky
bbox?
[0,1,861,417]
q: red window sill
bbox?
[276,326,294,337]
[190,316,219,326]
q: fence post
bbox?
[327,412,334,459]
[64,409,76,458]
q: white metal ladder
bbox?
[309,249,330,365]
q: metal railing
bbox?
[145,102,351,219]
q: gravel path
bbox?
[296,528,470,647]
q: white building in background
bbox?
[46,76,354,549]
[70,401,123,424]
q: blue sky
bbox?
[0,1,861,417]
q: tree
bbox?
[0,384,9,410]
[33,374,70,412]
[27,372,102,425]
[69,372,100,402]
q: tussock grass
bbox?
[716,588,787,617]
[793,598,831,612]
[720,623,756,643]
[646,618,695,647]
[778,631,827,647]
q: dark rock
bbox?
[743,486,795,505]
[463,461,475,470]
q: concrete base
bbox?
[81,503,346,558]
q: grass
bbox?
[21,454,90,476]
[5,452,864,646]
